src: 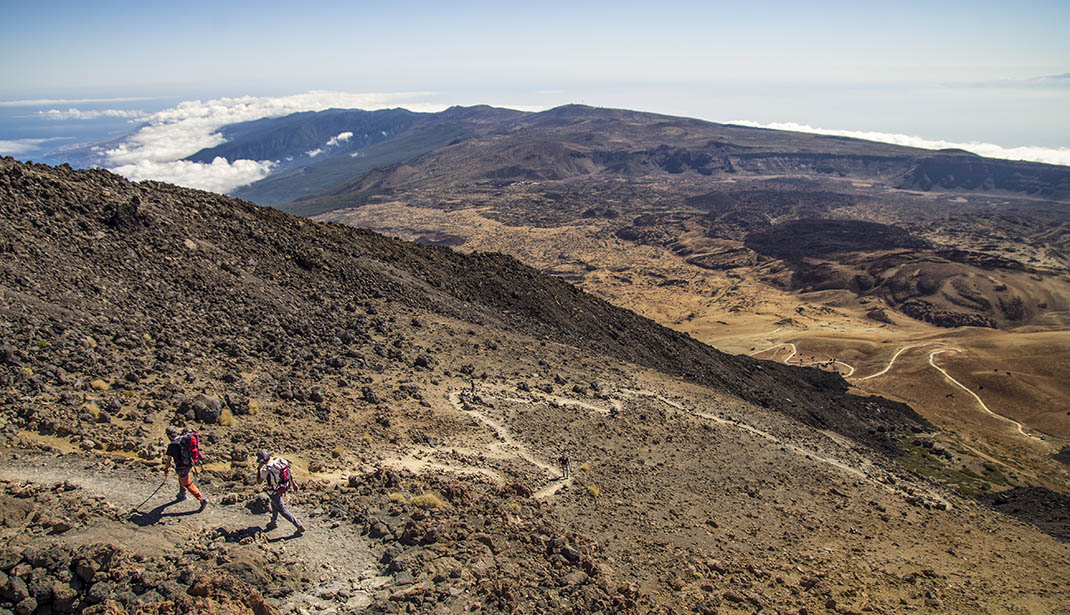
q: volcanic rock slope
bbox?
[0,158,1068,615]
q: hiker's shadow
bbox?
[217,523,300,543]
[218,526,263,542]
[129,499,201,527]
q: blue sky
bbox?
[3,0,1068,95]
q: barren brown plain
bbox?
[319,194,1070,495]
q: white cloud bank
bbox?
[38,108,147,120]
[103,91,446,193]
[111,157,278,195]
[326,131,352,147]
[726,120,1070,167]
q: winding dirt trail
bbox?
[622,389,869,480]
[445,389,574,499]
[846,342,1046,446]
[750,342,797,362]
[618,388,952,509]
[0,454,384,613]
[856,342,945,381]
[381,451,506,486]
[750,342,856,376]
[447,390,560,477]
[928,350,1046,445]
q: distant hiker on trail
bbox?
[256,449,304,535]
[558,454,571,479]
[163,426,207,510]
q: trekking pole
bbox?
[132,478,168,513]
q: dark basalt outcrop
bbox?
[977,486,1070,542]
[744,219,930,260]
[900,300,998,329]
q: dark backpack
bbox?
[175,432,203,468]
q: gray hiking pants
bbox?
[270,493,300,528]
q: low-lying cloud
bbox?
[102,91,446,194]
[38,108,147,120]
[110,157,277,195]
[726,121,1070,167]
[325,131,352,147]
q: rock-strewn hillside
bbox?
[0,158,924,452]
[2,158,1069,615]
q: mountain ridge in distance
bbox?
[208,104,1070,207]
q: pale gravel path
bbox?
[856,342,945,381]
[619,388,953,509]
[0,453,384,614]
[751,342,856,377]
[928,349,1047,445]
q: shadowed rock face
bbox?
[977,486,1070,542]
[897,152,1070,196]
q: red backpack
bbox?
[267,458,297,495]
[173,432,203,468]
[186,432,203,465]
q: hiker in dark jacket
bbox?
[256,449,304,534]
[163,426,207,510]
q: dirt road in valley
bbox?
[751,342,856,376]
[928,349,1048,446]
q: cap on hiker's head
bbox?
[165,426,179,439]
[256,449,270,464]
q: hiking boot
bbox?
[265,521,278,531]
[293,524,305,536]
[176,491,187,502]
[198,499,208,512]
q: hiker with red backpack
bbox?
[256,449,304,535]
[163,426,208,510]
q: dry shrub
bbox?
[410,493,445,510]
[218,408,235,426]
